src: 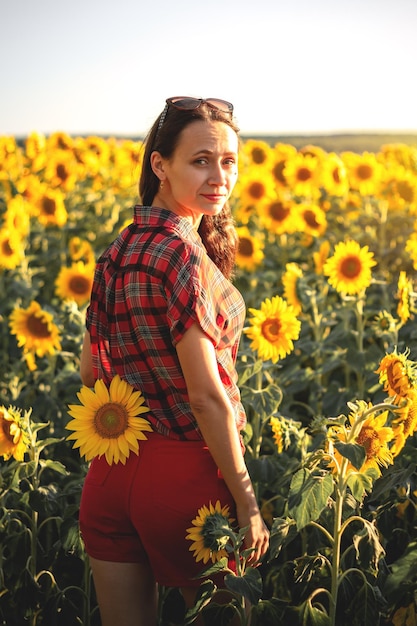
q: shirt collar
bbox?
[133,205,203,246]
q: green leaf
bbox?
[35,437,64,453]
[30,421,50,435]
[268,517,297,560]
[201,602,237,625]
[246,456,280,485]
[367,462,416,503]
[39,459,68,476]
[250,598,289,626]
[382,540,417,602]
[346,468,378,501]
[334,441,366,470]
[193,557,229,579]
[183,580,217,624]
[28,484,60,513]
[224,567,263,605]
[351,520,385,575]
[248,383,283,419]
[238,359,263,385]
[298,598,330,626]
[339,578,381,626]
[288,469,334,530]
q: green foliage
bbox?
[1,133,417,625]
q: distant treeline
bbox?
[240,132,417,153]
[13,132,417,154]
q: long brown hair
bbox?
[139,102,239,279]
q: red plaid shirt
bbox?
[86,206,247,440]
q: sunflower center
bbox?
[262,318,281,343]
[69,275,91,295]
[251,147,267,165]
[357,426,380,458]
[56,163,69,182]
[303,209,320,229]
[356,164,373,181]
[386,362,409,395]
[1,417,15,444]
[239,237,254,257]
[269,201,290,222]
[332,167,342,184]
[397,181,414,203]
[2,240,13,257]
[272,160,287,185]
[340,255,361,278]
[27,313,52,338]
[94,402,128,438]
[249,181,266,200]
[42,197,57,216]
[296,167,313,182]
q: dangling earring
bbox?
[160,180,164,190]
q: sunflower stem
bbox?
[353,296,365,398]
[329,454,349,626]
[308,287,324,415]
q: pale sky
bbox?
[2,0,416,137]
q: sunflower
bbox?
[405,231,417,270]
[186,500,234,565]
[244,296,301,364]
[5,195,31,237]
[258,197,297,235]
[55,261,94,307]
[46,131,74,151]
[0,406,30,461]
[383,167,417,212]
[283,153,321,198]
[69,236,95,265]
[321,152,349,197]
[233,202,258,225]
[371,311,398,338]
[25,131,46,161]
[376,349,417,399]
[241,139,274,169]
[342,151,383,196]
[44,149,77,191]
[328,405,394,477]
[294,203,327,238]
[282,263,303,315]
[66,375,152,465]
[235,226,264,271]
[352,409,394,475]
[0,137,22,181]
[313,240,331,274]
[9,300,62,359]
[270,143,297,189]
[270,416,284,454]
[34,187,68,227]
[390,390,417,457]
[0,227,25,270]
[323,240,376,295]
[396,271,412,325]
[236,170,276,207]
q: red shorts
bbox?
[79,432,236,587]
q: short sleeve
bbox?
[165,241,224,347]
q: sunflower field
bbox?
[0,132,417,626]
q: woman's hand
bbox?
[236,503,270,565]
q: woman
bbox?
[79,97,269,626]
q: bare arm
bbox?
[176,322,269,564]
[80,331,95,387]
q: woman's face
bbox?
[153,119,239,226]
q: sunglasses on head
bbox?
[157,97,234,132]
